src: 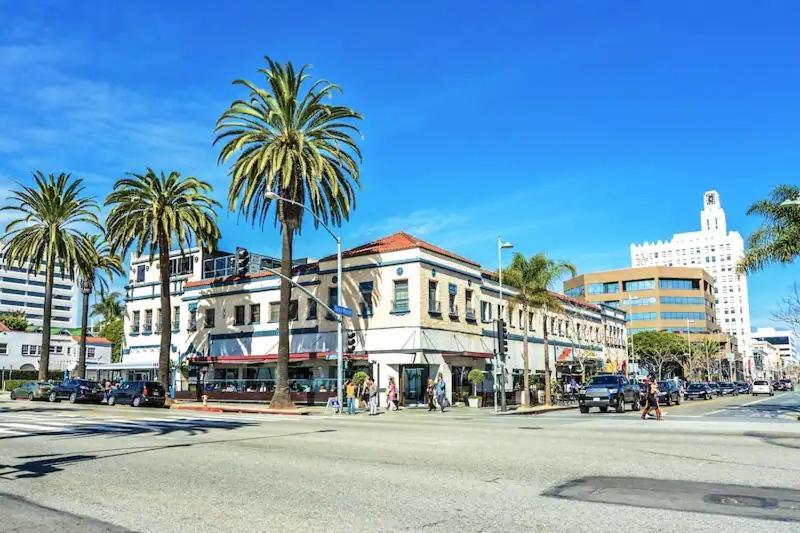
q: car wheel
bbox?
[676,394,681,405]
[48,391,59,403]
[132,396,142,407]
[579,406,589,414]
[665,396,672,406]
[599,406,608,413]
[107,395,116,406]
[28,392,34,401]
[770,392,774,396]
[69,392,78,404]
[615,397,625,413]
[9,390,16,400]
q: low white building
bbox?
[749,340,783,380]
[750,327,798,370]
[0,323,112,372]
[117,232,628,406]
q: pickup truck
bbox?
[579,374,641,413]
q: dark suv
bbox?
[107,381,166,408]
[579,374,641,413]
[657,380,681,405]
[48,379,104,403]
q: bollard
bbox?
[202,394,208,407]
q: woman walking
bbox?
[387,377,398,412]
[435,373,448,413]
[641,377,663,421]
[367,377,379,416]
[426,378,436,412]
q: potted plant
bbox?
[467,368,486,408]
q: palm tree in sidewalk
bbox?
[75,234,123,378]
[503,253,576,406]
[738,184,800,274]
[105,169,220,391]
[91,289,124,326]
[698,338,720,381]
[1,172,100,380]
[214,57,363,410]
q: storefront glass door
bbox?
[403,366,429,405]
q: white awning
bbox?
[86,362,159,371]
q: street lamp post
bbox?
[265,191,344,413]
[497,237,513,412]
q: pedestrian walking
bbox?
[426,378,436,412]
[346,379,357,415]
[368,377,379,415]
[387,377,398,411]
[435,373,448,413]
[641,377,663,421]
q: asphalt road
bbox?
[0,392,798,532]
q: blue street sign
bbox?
[332,305,353,317]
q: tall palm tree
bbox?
[105,169,220,390]
[698,338,719,381]
[738,184,800,273]
[75,235,123,378]
[91,290,124,326]
[504,253,576,406]
[1,172,99,380]
[214,57,363,409]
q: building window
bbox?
[132,311,140,333]
[327,287,338,320]
[87,347,96,359]
[588,282,619,294]
[393,280,409,313]
[480,301,492,322]
[144,309,153,334]
[565,286,585,298]
[250,304,261,324]
[155,309,162,333]
[465,289,475,320]
[169,256,193,277]
[173,306,180,331]
[624,296,656,307]
[428,281,440,313]
[234,305,245,326]
[660,311,705,321]
[205,308,215,328]
[0,343,6,355]
[628,312,657,321]
[623,279,654,291]
[307,299,317,320]
[269,302,280,323]
[136,264,145,283]
[659,278,700,290]
[448,283,458,316]
[289,300,298,321]
[21,344,28,356]
[188,309,197,331]
[359,281,374,316]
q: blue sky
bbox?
[1,1,799,329]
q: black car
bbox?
[780,379,795,391]
[772,380,787,391]
[107,381,166,408]
[684,383,713,400]
[657,380,681,405]
[735,382,751,394]
[707,382,722,396]
[579,374,641,413]
[774,379,794,391]
[718,382,739,396]
[48,379,104,403]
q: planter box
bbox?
[468,396,482,408]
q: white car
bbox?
[751,380,773,396]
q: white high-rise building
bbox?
[0,241,80,327]
[630,191,751,353]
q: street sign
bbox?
[332,305,353,317]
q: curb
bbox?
[170,404,309,416]
[496,405,577,416]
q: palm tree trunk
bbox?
[77,288,90,379]
[38,247,55,381]
[522,302,530,406]
[157,232,172,392]
[543,309,552,406]
[270,220,295,410]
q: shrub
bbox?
[6,370,62,381]
[352,371,369,386]
[467,368,486,397]
[0,310,29,331]
[4,379,30,392]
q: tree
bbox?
[632,330,685,379]
[503,253,576,406]
[697,338,720,381]
[738,184,800,274]
[0,310,30,331]
[99,318,123,363]
[91,290,124,326]
[75,235,123,378]
[105,169,220,391]
[215,57,363,409]
[1,172,99,380]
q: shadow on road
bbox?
[0,429,336,480]
[744,431,800,450]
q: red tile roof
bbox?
[71,336,112,345]
[326,231,481,267]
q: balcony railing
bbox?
[449,304,458,317]
[172,321,180,332]
[392,299,410,313]
[187,321,197,332]
[143,324,152,335]
[465,307,476,321]
[131,325,140,335]
[428,300,441,314]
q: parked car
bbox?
[657,380,681,405]
[780,379,795,391]
[684,383,713,401]
[9,381,53,401]
[48,379,105,403]
[707,382,722,396]
[578,374,641,413]
[107,381,166,408]
[751,379,774,396]
[718,382,739,396]
[735,382,751,394]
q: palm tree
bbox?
[1,172,99,380]
[105,169,220,390]
[214,57,363,409]
[504,253,576,406]
[698,338,719,381]
[91,290,124,326]
[738,184,800,273]
[75,235,123,378]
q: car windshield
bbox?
[720,383,733,387]
[587,376,619,386]
[687,384,705,390]
[754,380,769,385]
[658,381,671,387]
[75,380,100,388]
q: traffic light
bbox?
[235,247,249,275]
[497,318,509,357]
[345,330,357,354]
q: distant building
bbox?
[0,241,80,327]
[630,191,751,354]
[563,266,719,335]
[749,340,783,380]
[0,322,112,371]
[750,327,798,368]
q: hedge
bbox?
[2,370,63,381]
[3,380,30,392]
